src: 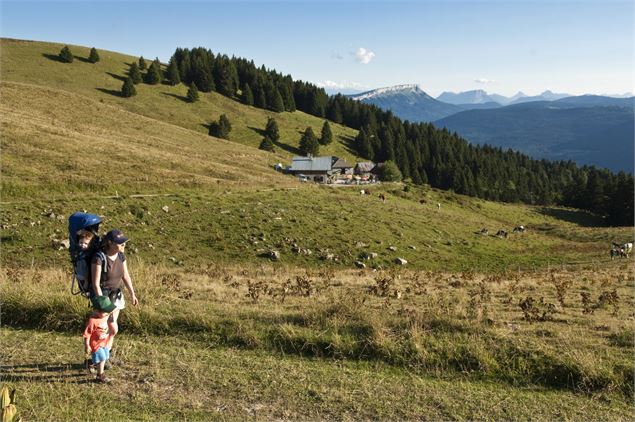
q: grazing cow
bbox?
[496,229,508,238]
[360,189,365,195]
[622,242,633,257]
[513,225,525,233]
[480,228,489,236]
[610,242,632,259]
[419,199,426,205]
[437,203,441,211]
[365,189,371,196]
[379,193,386,203]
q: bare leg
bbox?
[107,308,120,350]
[97,360,105,376]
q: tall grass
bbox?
[2,262,632,396]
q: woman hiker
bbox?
[91,229,139,364]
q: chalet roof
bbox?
[290,156,333,172]
[332,157,353,169]
[355,162,376,173]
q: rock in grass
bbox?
[395,257,407,265]
[355,261,366,269]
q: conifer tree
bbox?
[259,136,275,152]
[327,101,343,124]
[59,45,73,63]
[319,121,333,145]
[128,62,142,84]
[138,56,147,70]
[299,127,319,156]
[219,114,232,137]
[209,114,232,139]
[144,60,162,84]
[265,117,280,141]
[121,77,137,98]
[88,47,100,63]
[187,82,199,102]
[216,59,238,97]
[254,85,267,109]
[355,127,372,160]
[166,58,181,86]
[270,89,285,112]
[241,83,254,106]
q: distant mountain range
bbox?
[348,84,462,122]
[436,96,634,173]
[348,85,634,173]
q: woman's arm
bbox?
[122,260,138,306]
[91,261,103,296]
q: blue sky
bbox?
[1,0,632,96]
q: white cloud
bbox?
[474,78,495,84]
[315,80,367,90]
[355,47,375,64]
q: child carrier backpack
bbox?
[68,212,107,297]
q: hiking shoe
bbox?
[84,358,97,375]
[95,374,112,384]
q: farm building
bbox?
[288,156,338,183]
[332,157,354,176]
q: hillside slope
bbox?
[0,38,359,162]
[1,81,293,198]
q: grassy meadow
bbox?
[1,38,634,420]
[0,38,359,163]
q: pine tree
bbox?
[187,82,199,102]
[88,47,100,63]
[128,62,142,84]
[299,127,319,156]
[354,127,373,160]
[138,56,147,70]
[254,85,267,109]
[144,60,162,84]
[265,117,280,141]
[59,45,73,63]
[219,114,232,138]
[166,58,181,86]
[208,114,232,140]
[319,121,333,145]
[270,89,285,112]
[241,83,254,106]
[216,59,238,97]
[259,136,275,152]
[121,77,137,98]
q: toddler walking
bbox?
[83,295,116,383]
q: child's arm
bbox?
[121,260,138,306]
[83,320,93,353]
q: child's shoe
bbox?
[95,373,112,384]
[84,358,96,375]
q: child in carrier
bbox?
[83,295,116,383]
[68,212,102,297]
